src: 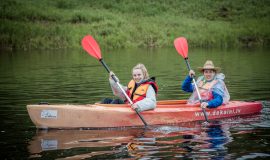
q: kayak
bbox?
[26,100,262,129]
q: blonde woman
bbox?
[102,63,158,112]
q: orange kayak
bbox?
[26,100,262,129]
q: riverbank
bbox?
[1,0,269,50]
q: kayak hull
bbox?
[26,100,262,129]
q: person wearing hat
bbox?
[182,60,230,108]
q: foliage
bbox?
[0,0,269,49]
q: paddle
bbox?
[81,35,148,126]
[174,37,209,122]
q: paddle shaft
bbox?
[184,58,209,122]
[99,59,148,126]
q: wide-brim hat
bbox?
[198,60,221,72]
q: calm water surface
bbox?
[0,48,269,159]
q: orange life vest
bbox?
[127,78,158,103]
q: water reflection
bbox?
[28,129,141,155]
[125,122,233,159]
[193,122,231,159]
[28,117,263,159]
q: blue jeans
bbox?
[101,98,125,104]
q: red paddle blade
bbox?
[81,35,102,60]
[174,37,188,58]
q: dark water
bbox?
[0,48,269,159]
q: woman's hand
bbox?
[109,71,119,82]
[200,102,208,109]
[131,104,139,110]
[189,70,195,78]
[109,71,115,78]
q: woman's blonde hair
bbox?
[132,63,149,80]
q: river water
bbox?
[0,48,269,159]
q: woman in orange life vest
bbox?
[182,60,230,108]
[101,63,158,112]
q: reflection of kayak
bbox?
[26,100,262,129]
[28,129,144,154]
[28,126,195,154]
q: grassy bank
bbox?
[1,0,269,50]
